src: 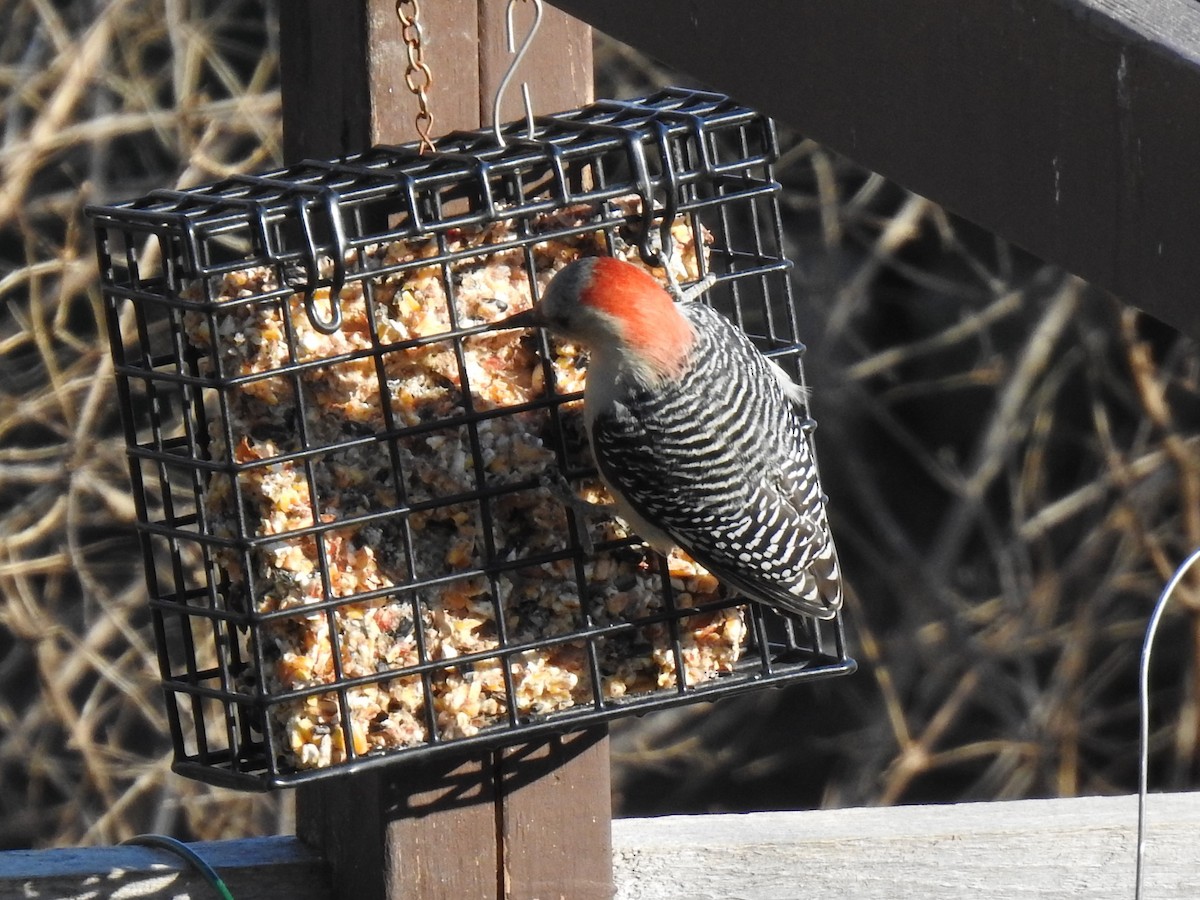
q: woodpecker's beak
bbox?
[452,304,546,340]
[493,305,546,331]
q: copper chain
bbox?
[396,0,436,154]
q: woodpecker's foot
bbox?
[539,470,611,556]
[665,268,717,303]
[679,271,718,303]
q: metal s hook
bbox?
[492,0,543,147]
[296,189,348,334]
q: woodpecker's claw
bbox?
[665,268,718,304]
[679,271,718,303]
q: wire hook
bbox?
[492,0,543,147]
[1135,545,1200,899]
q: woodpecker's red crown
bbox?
[528,256,695,380]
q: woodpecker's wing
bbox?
[675,471,844,621]
[589,385,843,621]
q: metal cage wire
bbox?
[87,88,855,790]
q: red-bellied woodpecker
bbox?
[500,256,843,620]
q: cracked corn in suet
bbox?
[187,206,750,769]
[502,256,843,620]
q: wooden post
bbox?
[279,3,609,899]
[280,0,592,160]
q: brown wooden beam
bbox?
[281,4,609,899]
[498,731,613,898]
[294,734,614,900]
[281,0,592,158]
[296,753,501,899]
[548,0,1200,339]
[280,0,483,159]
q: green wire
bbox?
[123,834,236,900]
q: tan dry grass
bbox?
[0,0,286,847]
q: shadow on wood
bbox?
[297,727,612,900]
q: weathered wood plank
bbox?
[499,728,613,899]
[5,794,1197,898]
[282,0,592,157]
[611,792,1200,900]
[384,752,501,900]
[295,758,502,900]
[365,0,484,144]
[299,745,613,900]
[478,8,607,896]
[547,0,1200,340]
[283,8,500,899]
[0,836,328,900]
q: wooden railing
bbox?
[3,793,1197,899]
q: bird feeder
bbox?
[86,88,855,790]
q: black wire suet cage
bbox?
[86,88,855,790]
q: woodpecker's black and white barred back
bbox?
[503,256,843,620]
